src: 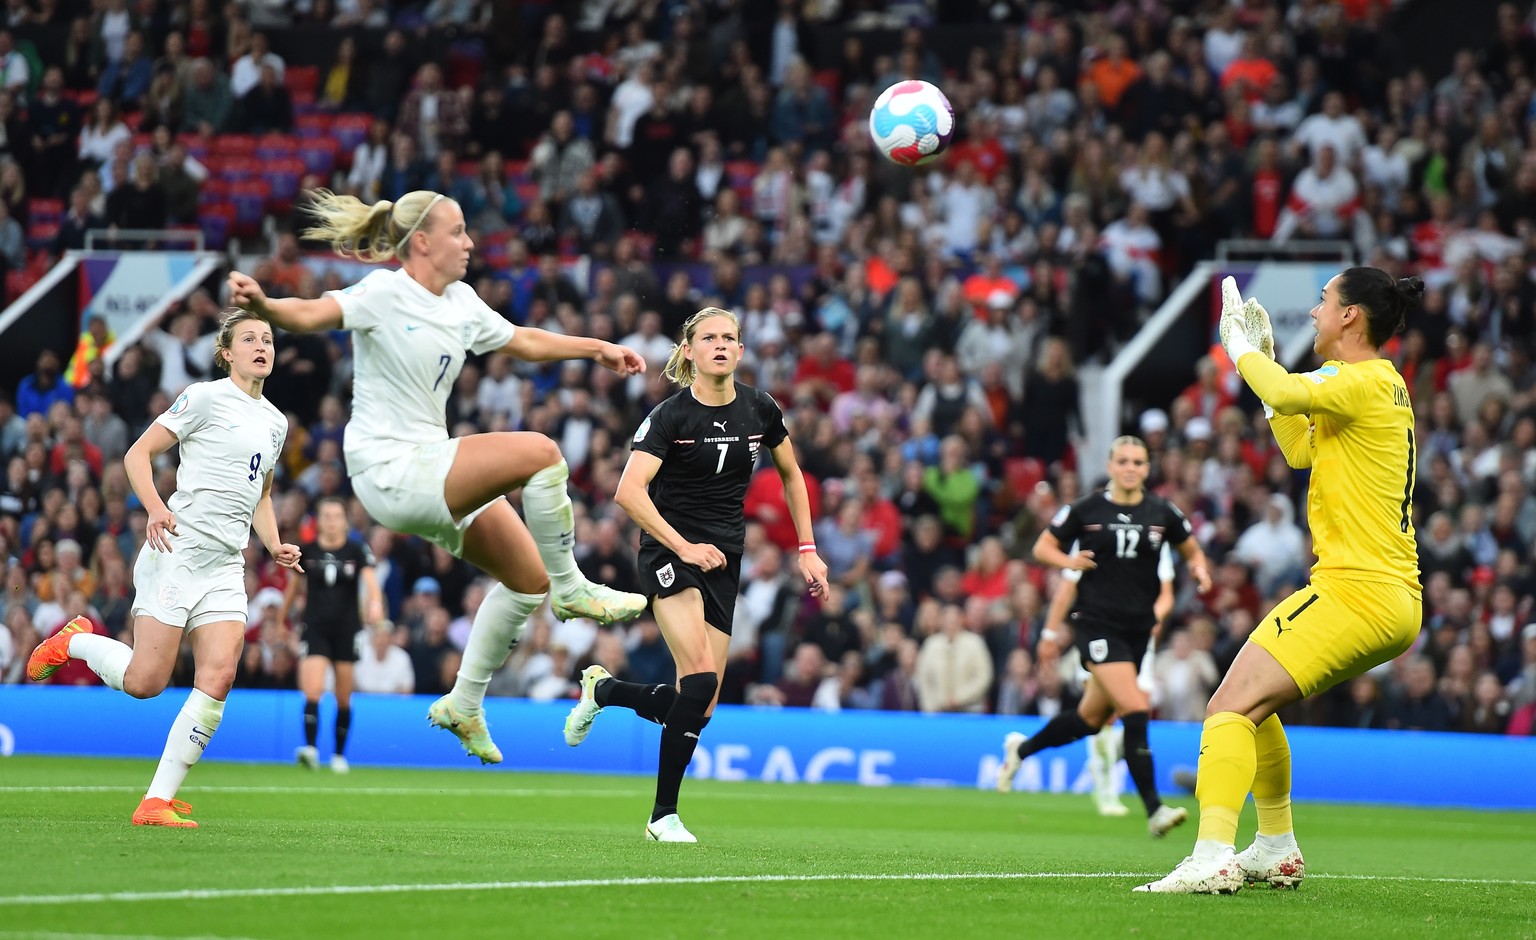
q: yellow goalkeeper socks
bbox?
[1194,711,1257,845]
[1252,713,1294,837]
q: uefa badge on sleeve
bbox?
[657,563,675,588]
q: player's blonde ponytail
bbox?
[662,306,742,388]
[303,189,447,263]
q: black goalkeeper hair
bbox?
[1336,266,1425,348]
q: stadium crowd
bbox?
[3,0,1536,738]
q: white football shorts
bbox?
[131,542,247,630]
[350,438,498,556]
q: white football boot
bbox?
[1147,804,1189,838]
[1134,847,1244,894]
[1236,837,1306,889]
[997,732,1026,793]
[330,755,350,774]
[295,745,319,770]
[644,814,697,843]
[563,664,610,746]
[551,579,647,625]
[427,695,503,764]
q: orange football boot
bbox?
[132,798,198,829]
[26,616,90,682]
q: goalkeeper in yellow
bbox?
[1137,267,1424,894]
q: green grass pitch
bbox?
[1,755,1533,939]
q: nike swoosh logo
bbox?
[405,325,420,332]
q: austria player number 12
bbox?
[1115,528,1140,558]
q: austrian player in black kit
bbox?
[997,436,1212,837]
[563,306,831,842]
[281,496,384,773]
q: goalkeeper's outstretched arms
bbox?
[1218,277,1316,467]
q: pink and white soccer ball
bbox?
[868,80,955,167]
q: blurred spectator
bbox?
[78,98,130,169]
[1152,624,1220,722]
[915,602,993,713]
[397,63,465,161]
[230,30,284,98]
[96,29,151,107]
[181,57,232,135]
[1385,657,1455,731]
[236,63,293,134]
[17,350,73,418]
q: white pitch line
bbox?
[1,870,1534,907]
[0,932,266,940]
[0,785,919,804]
[0,786,645,798]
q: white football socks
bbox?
[146,689,224,802]
[449,584,545,715]
[521,459,583,595]
[1256,832,1298,852]
[69,632,132,691]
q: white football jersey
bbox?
[156,378,288,553]
[326,268,516,473]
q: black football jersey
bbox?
[1048,491,1191,631]
[300,538,374,629]
[631,382,788,553]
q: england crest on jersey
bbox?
[656,562,675,588]
[270,426,283,457]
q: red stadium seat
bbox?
[212,134,258,157]
[504,159,529,183]
[295,112,330,139]
[998,458,1047,511]
[25,221,60,251]
[28,199,63,225]
[331,114,371,164]
[297,137,339,177]
[255,133,298,162]
[814,69,843,109]
[266,157,307,212]
[199,203,236,250]
[6,268,39,304]
[230,179,272,236]
[285,65,320,103]
[217,157,261,182]
[197,177,231,204]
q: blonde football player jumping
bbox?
[228,189,648,765]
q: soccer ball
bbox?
[868,80,955,167]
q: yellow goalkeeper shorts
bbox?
[1250,577,1422,698]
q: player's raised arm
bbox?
[227,271,344,333]
[502,326,645,376]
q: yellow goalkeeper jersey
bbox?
[1237,353,1421,593]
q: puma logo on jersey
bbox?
[712,420,728,432]
[1117,513,1132,523]
[1274,616,1292,638]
